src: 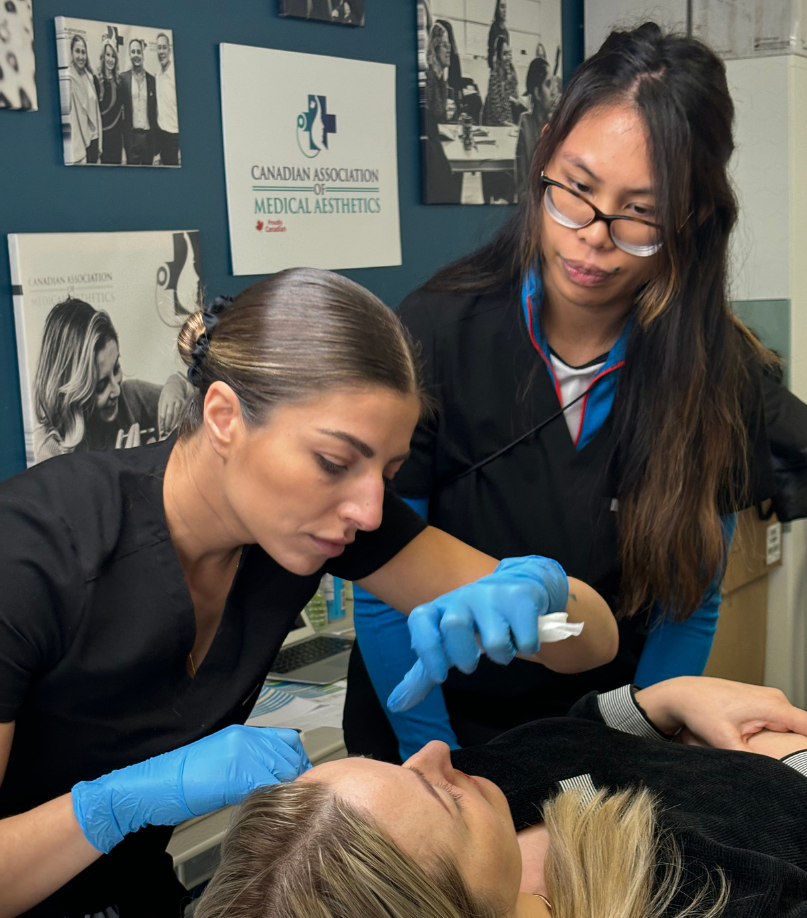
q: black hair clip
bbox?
[187,295,234,388]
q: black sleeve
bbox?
[392,289,441,500]
[747,369,777,508]
[719,363,776,514]
[0,496,83,722]
[326,486,428,582]
[564,690,606,723]
[761,369,807,522]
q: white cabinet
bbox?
[727,53,807,705]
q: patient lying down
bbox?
[195,677,807,918]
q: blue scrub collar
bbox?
[520,268,633,369]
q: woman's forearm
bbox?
[521,577,619,672]
[0,794,100,918]
[745,729,807,759]
[633,677,691,733]
[634,676,807,749]
[362,528,617,674]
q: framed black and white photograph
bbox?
[8,230,201,466]
[418,0,562,204]
[55,17,180,166]
[0,0,37,110]
[278,0,365,27]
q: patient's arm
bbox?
[678,724,807,763]
[724,728,806,759]
[634,676,807,751]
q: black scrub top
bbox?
[0,437,426,917]
[392,283,775,735]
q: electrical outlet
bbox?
[766,521,782,566]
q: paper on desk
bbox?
[246,679,347,732]
[248,704,344,732]
[539,612,584,642]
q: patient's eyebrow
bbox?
[406,766,452,815]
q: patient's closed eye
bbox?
[437,782,465,810]
[407,765,466,814]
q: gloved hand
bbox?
[72,725,311,853]
[387,555,568,713]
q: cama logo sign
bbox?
[296,95,337,159]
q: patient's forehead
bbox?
[298,756,411,804]
[298,755,455,859]
[299,755,390,783]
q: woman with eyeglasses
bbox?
[346,22,784,762]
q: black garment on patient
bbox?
[452,692,807,918]
[0,437,426,917]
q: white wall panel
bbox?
[787,55,807,396]
[726,56,791,301]
[584,0,687,56]
[767,523,807,706]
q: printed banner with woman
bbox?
[8,230,201,465]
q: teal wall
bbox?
[733,299,791,383]
[0,0,584,480]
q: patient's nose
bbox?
[404,740,456,782]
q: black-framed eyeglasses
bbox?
[540,171,663,257]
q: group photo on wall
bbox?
[418,0,562,204]
[278,0,365,26]
[55,17,180,167]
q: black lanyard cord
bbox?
[439,387,590,489]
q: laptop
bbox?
[267,610,354,684]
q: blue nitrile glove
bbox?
[72,725,311,854]
[387,555,569,713]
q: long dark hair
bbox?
[424,22,775,620]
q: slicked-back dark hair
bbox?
[177,267,427,437]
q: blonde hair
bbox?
[543,787,729,918]
[194,781,503,918]
[195,781,728,918]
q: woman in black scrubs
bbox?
[348,23,784,760]
[0,269,616,917]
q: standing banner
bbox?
[220,44,401,275]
